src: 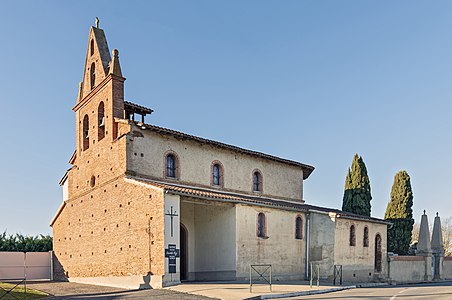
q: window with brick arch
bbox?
[295,216,303,239]
[257,212,266,238]
[350,225,356,246]
[82,114,89,151]
[90,62,96,90]
[90,39,94,56]
[212,163,223,186]
[253,170,262,192]
[98,102,105,141]
[363,226,369,247]
[165,154,177,178]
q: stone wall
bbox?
[444,257,452,279]
[388,256,426,283]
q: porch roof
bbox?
[127,176,390,225]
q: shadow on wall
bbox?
[139,273,152,289]
[52,254,68,282]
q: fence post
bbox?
[269,266,272,292]
[310,263,313,288]
[317,264,320,287]
[249,265,252,293]
[49,251,54,281]
[24,252,27,300]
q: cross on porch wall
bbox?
[165,206,178,237]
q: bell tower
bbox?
[73,19,125,159]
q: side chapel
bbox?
[51,23,390,289]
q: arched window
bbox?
[90,62,96,90]
[295,216,303,239]
[363,226,369,247]
[165,154,177,178]
[83,114,89,150]
[375,234,382,272]
[98,102,105,141]
[211,162,223,186]
[257,212,266,238]
[350,225,356,246]
[90,39,94,56]
[253,170,262,192]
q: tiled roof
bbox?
[124,101,154,114]
[136,123,315,179]
[129,177,390,225]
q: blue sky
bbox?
[0,1,451,235]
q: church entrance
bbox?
[180,223,188,281]
[374,234,382,273]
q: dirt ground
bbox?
[26,281,217,299]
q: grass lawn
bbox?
[0,282,48,299]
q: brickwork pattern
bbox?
[53,176,165,279]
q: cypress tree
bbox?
[342,154,372,216]
[384,170,414,255]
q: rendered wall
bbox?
[334,218,388,282]
[126,125,304,201]
[163,193,181,285]
[444,257,452,279]
[388,256,426,283]
[180,198,236,281]
[309,212,336,280]
[235,204,306,280]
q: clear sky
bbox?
[0,1,451,236]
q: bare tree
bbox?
[411,216,452,256]
[411,222,420,245]
[442,217,452,256]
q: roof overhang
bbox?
[126,176,389,225]
[133,122,315,179]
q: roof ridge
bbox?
[136,122,315,179]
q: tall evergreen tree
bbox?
[384,170,414,255]
[342,154,372,216]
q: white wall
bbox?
[62,177,68,201]
[180,199,236,281]
[163,193,181,284]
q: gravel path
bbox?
[26,281,217,300]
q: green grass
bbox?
[0,282,48,300]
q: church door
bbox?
[374,234,382,273]
[180,224,188,280]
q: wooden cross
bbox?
[165,206,178,237]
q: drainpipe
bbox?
[305,212,311,280]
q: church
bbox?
[51,23,390,289]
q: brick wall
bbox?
[52,176,165,279]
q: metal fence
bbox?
[249,264,272,293]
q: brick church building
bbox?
[51,23,389,289]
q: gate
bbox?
[0,252,52,281]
